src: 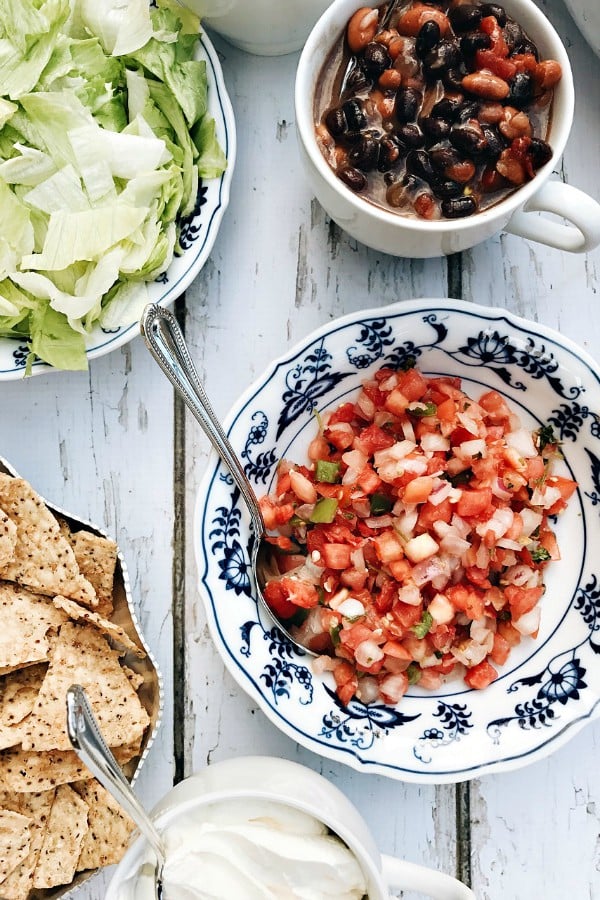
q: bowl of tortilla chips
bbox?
[0,458,162,899]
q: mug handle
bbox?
[381,854,476,899]
[504,180,600,253]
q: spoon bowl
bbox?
[140,303,316,658]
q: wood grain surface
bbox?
[2,1,599,897]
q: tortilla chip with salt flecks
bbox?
[0,509,16,568]
[0,743,141,793]
[69,530,118,618]
[74,780,135,870]
[52,596,146,659]
[0,663,47,751]
[22,622,150,753]
[32,784,89,889]
[0,475,97,608]
[0,790,54,900]
[0,809,31,884]
[0,582,67,671]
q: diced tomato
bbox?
[388,558,412,582]
[464,659,498,690]
[324,425,355,450]
[490,632,511,666]
[382,639,414,660]
[356,423,396,455]
[479,390,512,423]
[357,464,383,494]
[446,584,485,620]
[480,15,509,56]
[321,543,352,570]
[505,585,543,620]
[277,553,309,573]
[375,579,398,614]
[429,624,456,653]
[265,535,294,552]
[328,402,356,424]
[278,577,320,609]
[524,456,545,483]
[510,53,538,74]
[417,498,452,531]
[545,475,577,514]
[339,622,375,651]
[373,530,404,564]
[403,475,434,504]
[465,566,492,589]
[475,49,516,79]
[456,488,493,519]
[340,567,369,591]
[396,367,428,401]
[263,581,299,619]
[538,527,560,561]
[436,397,456,423]
[259,496,295,528]
[333,661,358,705]
[497,618,522,648]
[384,388,410,417]
[392,601,423,630]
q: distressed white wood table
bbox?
[2,1,599,897]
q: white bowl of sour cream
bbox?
[106,756,473,900]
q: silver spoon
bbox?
[66,684,166,899]
[139,303,316,657]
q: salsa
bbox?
[259,366,576,706]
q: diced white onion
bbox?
[378,674,409,703]
[513,605,541,636]
[420,432,450,453]
[373,440,416,468]
[520,508,543,538]
[338,598,366,619]
[530,485,561,508]
[355,390,375,420]
[475,507,514,540]
[428,593,455,625]
[402,418,416,442]
[428,480,452,506]
[505,428,538,458]
[491,477,512,502]
[354,640,385,668]
[356,676,381,704]
[457,438,486,459]
[364,515,394,529]
[457,411,480,435]
[397,583,422,605]
[405,532,439,563]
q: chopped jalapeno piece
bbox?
[309,497,339,523]
[530,546,551,562]
[407,401,437,418]
[442,467,474,487]
[330,623,342,646]
[315,459,341,483]
[407,662,422,685]
[411,609,433,639]
[369,492,393,516]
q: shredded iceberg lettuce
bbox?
[0,0,226,370]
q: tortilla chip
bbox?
[0,476,97,608]
[32,784,89,889]
[52,596,146,659]
[0,664,47,751]
[22,622,150,753]
[75,780,135,870]
[0,509,16,568]
[0,583,67,671]
[0,809,31,884]
[122,666,145,691]
[69,530,118,618]
[0,790,54,899]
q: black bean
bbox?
[348,134,380,171]
[431,178,464,199]
[344,64,370,94]
[343,130,363,145]
[339,166,367,192]
[429,145,461,171]
[420,116,451,142]
[342,99,367,131]
[448,4,482,33]
[396,122,425,148]
[460,32,492,57]
[406,149,435,183]
[449,122,487,155]
[395,87,422,122]
[431,97,463,121]
[528,138,553,169]
[424,39,461,74]
[378,134,403,171]
[480,125,507,159]
[443,64,468,91]
[509,72,534,108]
[456,100,480,123]
[416,20,441,59]
[441,195,478,217]
[362,42,391,77]
[480,3,507,26]
[514,39,539,60]
[325,107,346,137]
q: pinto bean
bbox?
[397,5,450,38]
[534,60,562,90]
[462,71,510,100]
[347,7,380,53]
[378,68,403,91]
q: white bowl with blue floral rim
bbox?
[194,298,600,784]
[0,31,235,380]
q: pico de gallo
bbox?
[259,365,576,707]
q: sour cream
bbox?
[116,797,368,900]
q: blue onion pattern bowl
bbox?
[0,31,235,379]
[194,298,600,783]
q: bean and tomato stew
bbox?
[259,366,575,706]
[314,1,562,220]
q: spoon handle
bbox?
[66,685,166,869]
[140,303,264,534]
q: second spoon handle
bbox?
[140,304,264,534]
[66,685,166,869]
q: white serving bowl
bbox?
[295,0,600,257]
[563,0,600,57]
[194,298,600,783]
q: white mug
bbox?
[185,0,334,55]
[106,756,474,899]
[295,0,600,257]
